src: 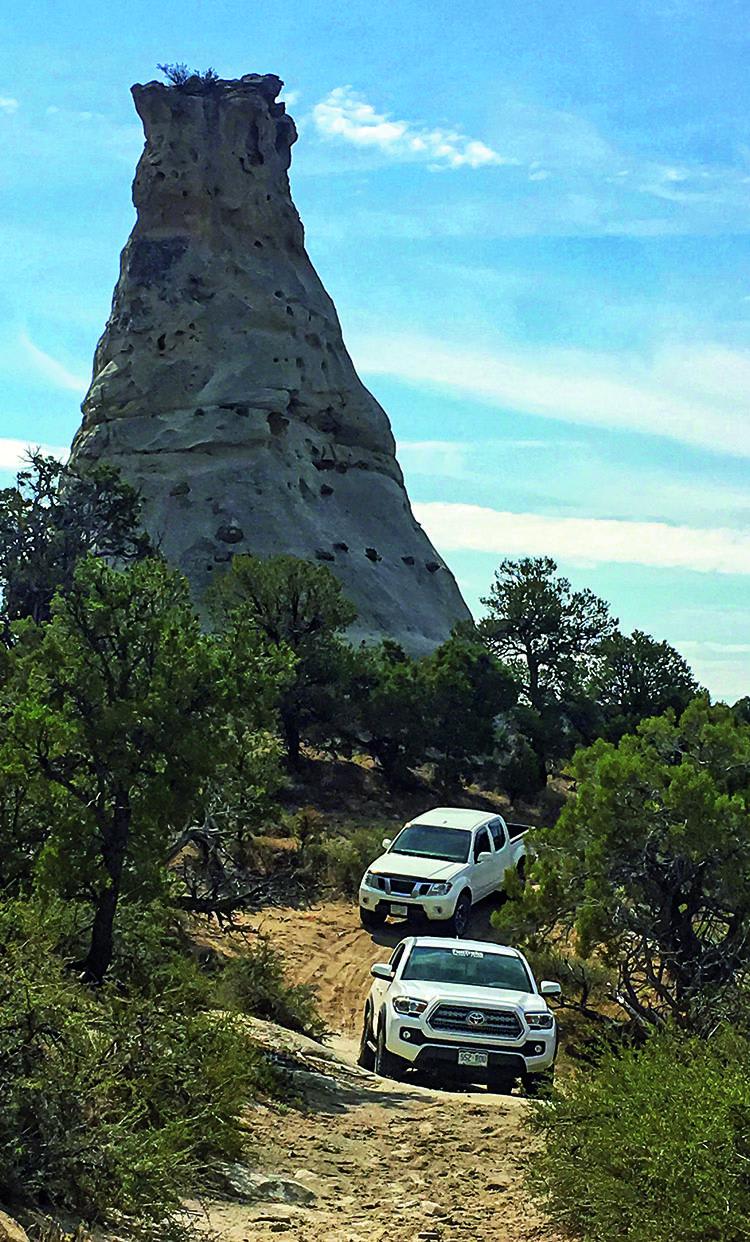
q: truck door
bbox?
[488,818,509,890]
[472,827,495,898]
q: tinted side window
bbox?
[489,818,506,849]
[473,828,491,862]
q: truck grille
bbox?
[428,1004,523,1039]
[372,875,433,897]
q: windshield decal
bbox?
[452,949,483,958]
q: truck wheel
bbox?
[523,1070,554,1097]
[357,1005,376,1071]
[445,890,472,938]
[487,1075,515,1095]
[360,906,386,931]
[516,857,527,888]
[375,1017,405,1080]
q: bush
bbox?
[530,1030,750,1242]
[300,824,387,899]
[215,937,326,1040]
[0,900,275,1226]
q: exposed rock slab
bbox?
[70,73,471,650]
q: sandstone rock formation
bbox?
[71,73,471,649]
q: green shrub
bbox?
[530,1029,750,1242]
[0,899,275,1226]
[216,936,326,1040]
[301,825,387,899]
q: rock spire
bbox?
[70,73,471,649]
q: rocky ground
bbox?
[188,899,562,1242]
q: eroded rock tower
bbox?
[71,73,471,649]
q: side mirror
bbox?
[371,962,394,981]
[540,980,562,997]
[477,851,492,864]
[382,838,393,849]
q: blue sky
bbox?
[2,0,750,698]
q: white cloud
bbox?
[397,437,570,478]
[353,330,750,458]
[19,332,88,393]
[312,86,506,169]
[414,502,750,576]
[0,438,68,471]
[0,97,19,114]
[281,88,300,107]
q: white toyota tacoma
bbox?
[358,936,560,1093]
[358,807,530,937]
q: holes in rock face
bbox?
[182,190,188,198]
[320,483,334,496]
[401,555,415,566]
[286,305,294,316]
[268,411,290,436]
[305,332,321,349]
[334,541,349,553]
[157,333,166,353]
[217,525,244,544]
[155,170,166,181]
[170,481,191,497]
[315,548,335,562]
[214,550,232,563]
[296,357,304,369]
[274,290,283,298]
[254,240,263,248]
[425,561,440,574]
[299,478,313,498]
[365,547,382,563]
[195,408,205,417]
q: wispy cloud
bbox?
[354,331,750,458]
[312,86,506,169]
[19,332,88,393]
[415,502,750,576]
[0,97,19,114]
[0,438,68,471]
[397,438,569,478]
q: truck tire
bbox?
[360,906,386,931]
[516,857,527,888]
[523,1069,554,1096]
[487,1075,515,1095]
[375,1016,406,1080]
[357,1004,376,1071]
[444,890,472,938]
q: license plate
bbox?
[458,1050,488,1067]
[390,903,408,917]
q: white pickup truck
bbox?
[358,936,560,1093]
[358,807,530,937]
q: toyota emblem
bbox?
[466,1010,486,1027]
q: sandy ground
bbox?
[189,898,562,1242]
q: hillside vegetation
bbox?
[0,453,749,1240]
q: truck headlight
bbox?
[527,1012,555,1030]
[428,881,453,896]
[364,871,380,889]
[393,997,428,1016]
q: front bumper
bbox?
[386,1014,557,1075]
[359,882,459,922]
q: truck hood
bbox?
[367,853,466,881]
[395,979,546,1013]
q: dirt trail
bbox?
[192,900,559,1241]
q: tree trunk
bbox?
[281,705,301,767]
[81,795,130,984]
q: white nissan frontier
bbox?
[358,807,530,937]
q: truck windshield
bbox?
[389,825,470,863]
[402,946,531,992]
